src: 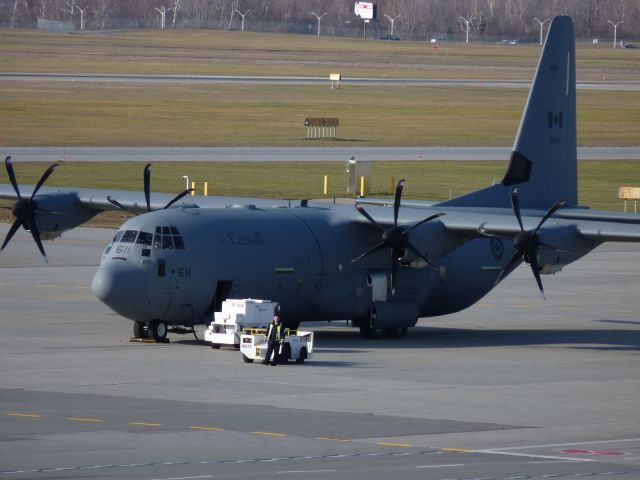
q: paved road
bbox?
[3,72,640,91]
[1,223,640,479]
[3,146,640,162]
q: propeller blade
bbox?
[30,162,59,199]
[107,195,137,215]
[404,212,445,234]
[404,242,437,269]
[495,251,522,284]
[351,241,386,263]
[510,187,524,232]
[0,219,22,252]
[393,179,405,228]
[355,203,386,232]
[5,156,21,200]
[164,189,194,209]
[26,219,48,263]
[390,250,399,294]
[534,199,566,234]
[143,163,152,212]
[528,256,545,299]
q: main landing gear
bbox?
[358,323,408,339]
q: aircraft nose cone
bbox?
[92,260,147,310]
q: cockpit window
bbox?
[136,231,153,246]
[153,226,186,250]
[112,231,124,243]
[120,230,138,243]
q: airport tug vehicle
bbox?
[240,328,314,364]
[204,299,278,349]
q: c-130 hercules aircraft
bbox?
[2,16,640,341]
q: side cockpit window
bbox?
[136,231,153,246]
[112,231,124,243]
[120,230,138,243]
[153,226,185,250]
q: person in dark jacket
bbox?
[263,306,285,366]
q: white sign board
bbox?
[354,2,376,20]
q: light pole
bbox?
[460,15,475,44]
[533,17,549,46]
[384,14,400,36]
[234,9,251,31]
[310,11,327,37]
[608,19,623,48]
[181,176,189,190]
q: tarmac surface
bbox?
[1,222,640,479]
[3,73,640,91]
[3,146,640,162]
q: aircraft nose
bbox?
[92,260,147,309]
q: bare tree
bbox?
[384,13,400,36]
[170,0,181,29]
[534,16,550,45]
[459,14,475,43]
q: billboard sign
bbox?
[355,2,376,20]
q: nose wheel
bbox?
[147,319,168,342]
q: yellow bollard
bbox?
[204,181,208,196]
[360,176,366,196]
[390,176,395,194]
[191,181,196,196]
[323,175,329,195]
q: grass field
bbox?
[1,161,637,227]
[1,81,639,147]
[1,29,639,80]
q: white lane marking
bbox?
[476,450,592,462]
[528,460,581,464]
[277,470,336,474]
[624,456,640,460]
[416,463,464,469]
[150,476,214,480]
[491,437,640,451]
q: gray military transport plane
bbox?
[2,16,640,341]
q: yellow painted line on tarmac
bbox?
[558,307,581,311]
[190,425,225,431]
[6,413,41,418]
[377,441,414,448]
[441,447,475,453]
[67,417,103,423]
[34,284,57,288]
[128,421,162,427]
[316,437,351,442]
[611,309,632,314]
[253,431,288,437]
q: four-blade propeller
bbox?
[0,156,59,262]
[351,179,444,293]
[479,187,566,299]
[107,163,193,214]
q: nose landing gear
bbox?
[132,320,168,342]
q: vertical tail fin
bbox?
[439,16,577,209]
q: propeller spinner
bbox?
[351,179,444,293]
[1,156,59,262]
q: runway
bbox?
[3,146,640,162]
[1,223,640,479]
[3,72,640,91]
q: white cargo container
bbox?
[204,299,278,348]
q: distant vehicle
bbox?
[497,39,519,45]
[624,43,638,49]
[380,34,400,41]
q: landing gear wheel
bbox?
[147,319,167,342]
[359,324,384,339]
[295,347,307,364]
[385,327,408,338]
[133,322,145,339]
[242,354,254,363]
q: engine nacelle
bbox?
[33,193,99,238]
[536,224,595,274]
